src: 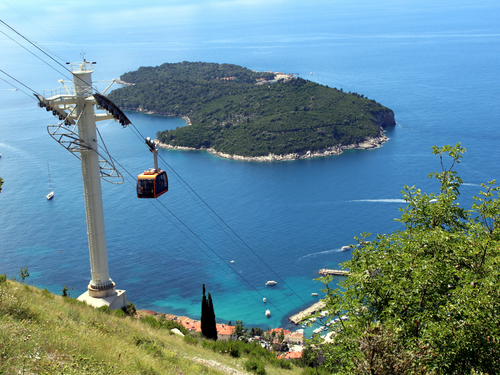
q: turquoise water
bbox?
[1,0,500,332]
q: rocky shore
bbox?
[156,131,389,162]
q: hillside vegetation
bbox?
[0,278,310,375]
[108,62,395,158]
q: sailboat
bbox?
[46,164,54,200]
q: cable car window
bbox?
[137,178,155,198]
[154,171,168,198]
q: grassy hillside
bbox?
[108,62,395,158]
[0,278,311,375]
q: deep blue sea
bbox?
[1,0,500,333]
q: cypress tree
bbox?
[201,284,209,338]
[207,292,217,340]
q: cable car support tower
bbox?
[36,60,130,309]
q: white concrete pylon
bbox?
[38,60,126,309]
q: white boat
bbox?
[46,164,54,200]
[230,260,235,264]
[311,293,319,296]
[263,297,267,303]
[341,246,350,251]
[266,280,277,286]
[265,310,271,317]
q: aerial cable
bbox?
[128,122,308,308]
[0,25,74,83]
[3,17,307,315]
[0,20,99,95]
[0,69,39,98]
[107,151,289,319]
[0,0,77,62]
[158,150,309,307]
[0,74,36,99]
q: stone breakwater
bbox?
[156,132,389,162]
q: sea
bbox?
[1,0,500,334]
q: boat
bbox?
[311,293,319,296]
[263,297,267,303]
[265,310,271,317]
[46,164,54,200]
[341,245,350,251]
[266,280,277,286]
[230,260,235,264]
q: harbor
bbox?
[318,269,350,276]
[288,301,326,325]
[287,269,350,324]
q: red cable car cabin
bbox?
[137,169,168,199]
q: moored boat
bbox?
[46,164,54,200]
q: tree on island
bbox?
[313,144,500,374]
[201,284,217,340]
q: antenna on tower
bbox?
[36,60,127,310]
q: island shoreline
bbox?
[155,129,390,162]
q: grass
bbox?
[0,279,307,375]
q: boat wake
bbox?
[297,248,347,262]
[350,198,406,203]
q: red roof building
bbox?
[216,324,236,341]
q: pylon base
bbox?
[77,289,126,310]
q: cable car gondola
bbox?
[137,137,168,199]
[137,169,168,198]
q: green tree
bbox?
[234,320,248,339]
[250,326,264,337]
[0,177,4,192]
[207,292,218,340]
[315,144,500,374]
[201,284,208,337]
[201,284,218,340]
[18,266,29,283]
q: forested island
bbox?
[108,62,395,160]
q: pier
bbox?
[289,301,326,325]
[318,269,350,276]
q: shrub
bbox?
[141,315,160,328]
[97,305,111,314]
[113,308,126,317]
[159,319,188,335]
[183,334,199,345]
[245,358,266,375]
[124,301,137,316]
[0,274,6,284]
[276,359,292,369]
